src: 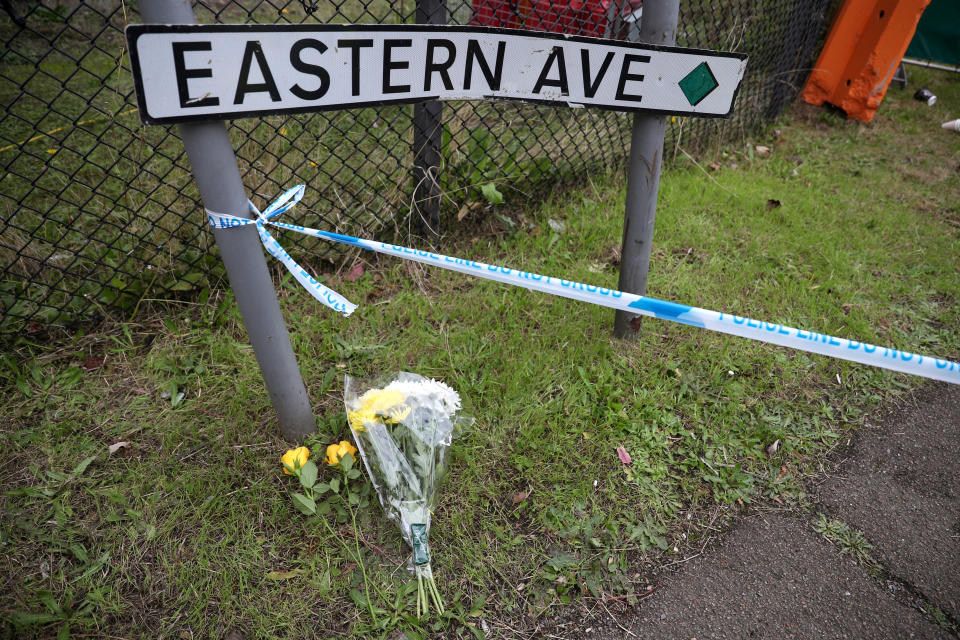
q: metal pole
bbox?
[140,0,316,441]
[613,0,680,339]
[412,0,447,234]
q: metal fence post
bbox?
[140,0,316,441]
[613,0,680,339]
[412,0,447,233]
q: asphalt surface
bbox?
[558,383,960,639]
[817,384,960,622]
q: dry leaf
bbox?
[81,356,104,371]
[616,446,632,465]
[344,263,364,282]
[766,439,780,456]
[511,491,529,504]
[755,145,771,157]
[266,569,305,581]
[708,162,721,171]
[108,441,131,455]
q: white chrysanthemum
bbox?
[384,378,461,414]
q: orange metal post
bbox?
[801,0,930,122]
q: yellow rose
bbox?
[325,440,358,466]
[280,446,310,475]
[348,389,410,432]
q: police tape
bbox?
[207,185,357,316]
[208,186,960,385]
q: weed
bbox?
[812,514,882,574]
[921,603,956,631]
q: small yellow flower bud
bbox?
[325,440,358,466]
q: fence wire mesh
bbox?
[0,0,834,340]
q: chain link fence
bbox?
[0,0,834,340]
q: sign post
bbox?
[412,0,447,233]
[613,0,680,339]
[139,0,317,441]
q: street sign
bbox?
[126,24,747,124]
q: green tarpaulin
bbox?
[905,0,959,66]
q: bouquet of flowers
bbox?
[345,372,471,617]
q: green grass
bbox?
[2,67,959,638]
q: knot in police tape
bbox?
[206,184,357,316]
[207,185,960,385]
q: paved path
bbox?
[560,383,960,639]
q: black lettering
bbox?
[424,39,455,91]
[338,39,373,96]
[532,46,569,95]
[382,39,412,94]
[233,40,281,105]
[581,49,614,98]
[464,39,505,91]
[615,54,650,102]
[289,38,330,101]
[172,41,219,109]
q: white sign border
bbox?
[126,23,748,125]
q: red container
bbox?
[472,0,613,38]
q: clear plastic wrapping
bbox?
[345,372,471,615]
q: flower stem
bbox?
[417,573,426,618]
[346,498,379,624]
[309,486,380,624]
[428,572,445,615]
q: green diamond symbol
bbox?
[679,62,719,107]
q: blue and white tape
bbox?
[207,185,357,316]
[209,186,960,385]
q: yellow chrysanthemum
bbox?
[348,389,410,432]
[325,440,358,466]
[280,446,310,475]
[348,409,374,432]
